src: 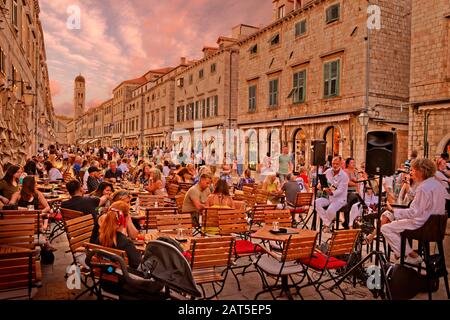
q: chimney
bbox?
[180,57,186,65]
[272,0,299,22]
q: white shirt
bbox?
[324,168,349,204]
[83,170,89,191]
[48,168,62,181]
[394,177,447,228]
[118,163,129,173]
[435,172,449,200]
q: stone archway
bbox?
[436,133,450,157]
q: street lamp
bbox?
[358,110,370,127]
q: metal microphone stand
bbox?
[330,174,392,300]
[302,164,320,231]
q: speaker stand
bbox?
[302,165,320,231]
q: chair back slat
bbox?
[255,190,269,204]
[140,207,178,230]
[60,208,84,221]
[64,215,94,252]
[0,218,36,250]
[0,210,41,235]
[85,243,128,284]
[251,204,277,225]
[283,234,318,261]
[217,210,248,235]
[156,214,192,233]
[138,194,166,207]
[295,192,314,207]
[175,194,185,212]
[190,236,234,269]
[167,184,180,198]
[0,251,36,292]
[328,229,360,257]
[264,210,292,227]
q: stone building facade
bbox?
[237,0,410,171]
[0,0,56,174]
[408,0,450,159]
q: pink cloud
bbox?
[40,0,273,116]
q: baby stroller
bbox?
[85,240,201,300]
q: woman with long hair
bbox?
[205,179,235,209]
[0,165,23,201]
[91,182,114,208]
[138,164,152,187]
[96,201,142,269]
[44,161,63,182]
[10,176,51,231]
[146,168,168,196]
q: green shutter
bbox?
[336,60,340,96]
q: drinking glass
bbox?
[272,221,279,231]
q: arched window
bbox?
[293,128,306,172]
[248,131,258,171]
[324,126,340,158]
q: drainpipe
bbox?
[423,111,431,158]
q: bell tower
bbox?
[74,74,85,119]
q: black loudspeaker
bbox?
[366,131,397,176]
[311,140,326,166]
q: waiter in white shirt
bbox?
[315,156,349,232]
[381,158,447,264]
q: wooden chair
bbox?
[202,208,233,236]
[179,182,193,192]
[242,185,255,196]
[175,194,185,213]
[264,209,293,228]
[84,243,128,300]
[0,218,39,300]
[288,192,314,228]
[60,208,85,221]
[255,190,269,204]
[298,229,360,300]
[190,236,234,299]
[254,233,318,300]
[167,183,180,198]
[156,214,192,234]
[63,214,95,299]
[140,207,178,231]
[249,204,277,229]
[138,194,166,208]
[0,210,42,241]
[218,210,264,290]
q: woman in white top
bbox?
[146,168,168,197]
[44,161,63,182]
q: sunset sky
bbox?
[39,0,272,117]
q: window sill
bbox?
[324,19,342,29]
[269,44,282,52]
[295,34,308,41]
[322,95,341,101]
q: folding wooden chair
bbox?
[0,210,42,243]
[190,236,234,299]
[138,194,166,208]
[140,207,178,232]
[254,233,318,300]
[84,243,128,300]
[264,209,293,228]
[167,183,180,198]
[255,190,269,205]
[249,204,277,230]
[288,192,314,228]
[0,218,39,300]
[156,214,192,234]
[63,214,95,299]
[175,194,185,214]
[218,210,264,290]
[298,229,360,300]
[202,208,233,236]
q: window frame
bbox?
[269,33,280,46]
[268,78,279,108]
[288,70,307,104]
[323,59,341,98]
[295,19,307,37]
[326,3,341,24]
[248,85,257,112]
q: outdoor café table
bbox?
[134,230,193,252]
[250,225,318,300]
[44,194,71,204]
